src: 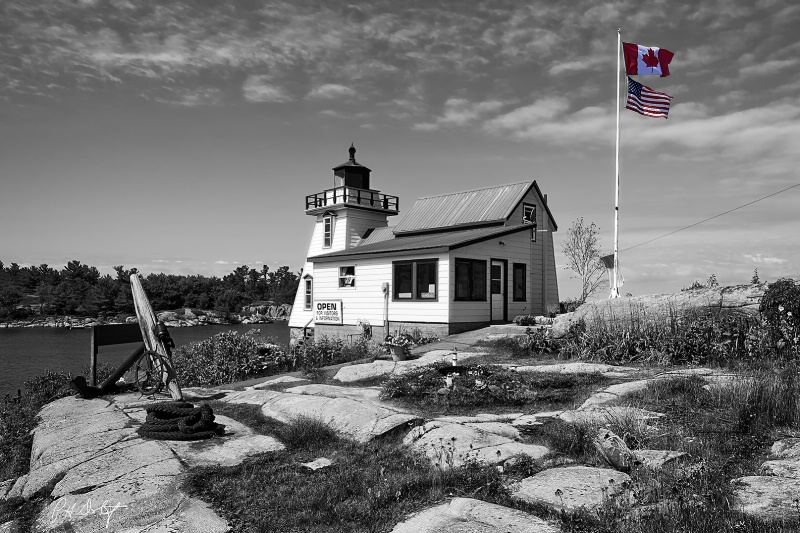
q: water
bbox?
[0,322,290,397]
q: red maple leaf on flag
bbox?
[641,48,660,71]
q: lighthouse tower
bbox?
[288,145,399,338]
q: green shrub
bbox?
[760,278,800,358]
[560,298,583,313]
[477,327,561,359]
[0,368,92,482]
[171,330,289,387]
[294,336,379,371]
[513,315,537,326]
[22,370,74,406]
[381,362,608,408]
[563,308,760,366]
[0,401,38,481]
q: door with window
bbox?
[491,260,505,321]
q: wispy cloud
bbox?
[744,254,787,264]
[414,97,509,131]
[307,83,357,100]
[242,75,292,103]
[739,59,799,78]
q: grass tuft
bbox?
[277,415,340,450]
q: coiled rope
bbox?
[137,402,226,441]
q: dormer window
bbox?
[523,203,536,225]
[323,216,333,248]
[523,203,537,242]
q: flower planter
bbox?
[390,345,407,361]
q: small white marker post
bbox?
[451,348,458,366]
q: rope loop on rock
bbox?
[137,401,225,441]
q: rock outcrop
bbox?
[390,497,559,533]
[511,466,632,511]
[552,284,765,337]
[224,389,422,443]
[3,396,233,532]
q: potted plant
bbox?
[383,333,412,361]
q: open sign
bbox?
[314,300,343,324]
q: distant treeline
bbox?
[0,260,299,320]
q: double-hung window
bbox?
[454,259,486,301]
[338,266,355,288]
[304,278,313,310]
[393,259,438,300]
[323,216,333,248]
[513,263,526,301]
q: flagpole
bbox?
[611,29,621,299]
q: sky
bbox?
[1,0,798,301]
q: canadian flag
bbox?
[623,42,674,77]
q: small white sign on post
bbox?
[314,300,343,325]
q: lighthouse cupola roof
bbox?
[332,143,372,190]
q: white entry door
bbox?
[491,260,504,321]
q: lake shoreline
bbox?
[0,317,288,329]
[0,322,291,396]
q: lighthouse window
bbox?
[323,216,333,248]
[338,266,356,288]
[304,279,313,310]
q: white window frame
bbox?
[338,265,356,288]
[304,278,313,310]
[523,203,537,242]
[323,216,333,248]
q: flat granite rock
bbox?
[334,350,484,384]
[434,413,522,424]
[731,476,800,520]
[391,497,558,533]
[6,397,142,500]
[284,384,384,402]
[509,362,637,375]
[50,438,182,498]
[511,466,632,512]
[759,459,800,478]
[771,438,800,458]
[559,406,664,425]
[578,380,653,409]
[404,422,548,467]
[0,480,13,500]
[463,422,521,440]
[165,415,285,468]
[249,375,309,390]
[21,396,232,533]
[224,389,420,443]
[634,450,688,469]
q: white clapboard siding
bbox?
[311,253,449,325]
[448,228,534,323]
[288,261,315,329]
[306,211,391,258]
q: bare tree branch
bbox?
[561,218,607,302]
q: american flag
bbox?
[626,77,673,119]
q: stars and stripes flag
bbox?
[626,77,673,119]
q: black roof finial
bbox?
[349,142,356,162]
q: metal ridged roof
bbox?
[393,181,533,234]
[310,224,530,261]
[359,226,394,246]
